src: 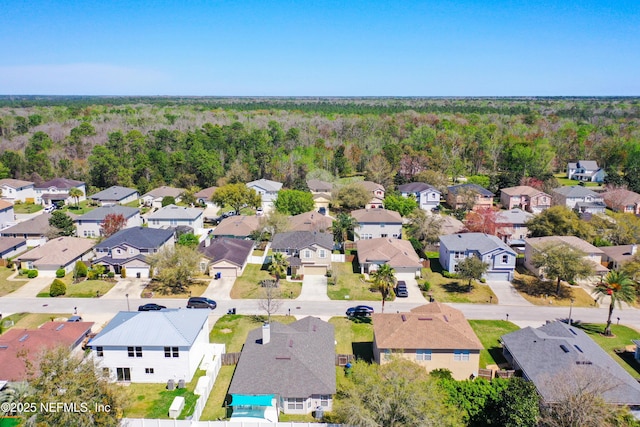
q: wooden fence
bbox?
[221,352,242,365]
[335,354,354,366]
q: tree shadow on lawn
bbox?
[429,258,444,274]
[512,276,573,300]
[442,281,472,293]
[351,342,373,363]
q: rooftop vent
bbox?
[569,328,577,335]
[55,324,65,331]
[443,315,449,323]
[288,339,293,348]
[418,317,432,321]
[560,345,570,353]
[19,334,29,342]
[575,360,592,365]
[574,345,584,353]
[401,315,407,322]
[275,356,291,360]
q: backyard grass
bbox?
[210,314,296,352]
[327,261,381,301]
[57,200,97,215]
[512,269,597,307]
[1,312,72,332]
[12,202,43,214]
[468,320,520,369]
[230,264,301,299]
[37,279,115,298]
[200,365,235,420]
[0,267,28,297]
[329,316,374,362]
[573,323,640,378]
[421,263,497,304]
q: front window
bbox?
[502,255,509,264]
[96,346,103,357]
[416,349,432,361]
[320,395,330,407]
[319,249,326,258]
[164,346,180,358]
[303,250,311,259]
[383,349,391,361]
[454,350,470,361]
[287,398,304,410]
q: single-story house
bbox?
[446,183,494,211]
[147,204,204,235]
[524,236,609,277]
[198,237,254,277]
[89,309,212,383]
[271,231,333,276]
[356,238,422,277]
[89,185,139,206]
[359,181,385,209]
[288,211,332,233]
[567,160,606,182]
[603,188,640,215]
[247,178,283,211]
[228,317,336,416]
[0,237,27,260]
[351,208,402,241]
[373,303,483,380]
[34,178,86,207]
[0,200,15,230]
[499,186,551,213]
[0,178,35,203]
[75,205,141,238]
[398,182,441,212]
[16,236,95,277]
[0,212,52,247]
[600,244,637,271]
[194,186,218,207]
[551,186,606,214]
[211,215,260,239]
[307,179,333,194]
[439,233,517,281]
[141,186,186,208]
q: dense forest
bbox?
[0,97,639,196]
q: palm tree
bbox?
[331,213,359,252]
[371,263,396,313]
[593,270,637,336]
[68,187,84,209]
[268,252,289,287]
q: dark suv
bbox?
[187,297,217,309]
[346,305,374,317]
[395,281,408,298]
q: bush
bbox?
[120,267,126,278]
[107,271,115,278]
[480,278,487,283]
[421,281,431,292]
[49,279,66,297]
[27,269,38,279]
[74,261,88,278]
[55,268,66,278]
[325,269,332,278]
[442,271,459,279]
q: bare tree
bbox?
[257,282,283,324]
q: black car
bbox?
[138,303,167,311]
[395,281,408,298]
[187,297,217,309]
[346,305,374,317]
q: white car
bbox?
[256,207,264,216]
[44,205,56,213]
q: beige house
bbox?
[312,193,331,214]
[500,186,551,213]
[198,237,254,277]
[600,245,637,271]
[356,238,422,276]
[351,208,402,241]
[17,237,95,277]
[359,181,385,209]
[373,303,483,380]
[271,231,333,276]
[141,186,185,208]
[289,211,332,233]
[211,215,260,239]
[446,184,494,211]
[524,236,609,277]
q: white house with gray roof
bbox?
[34,178,86,207]
[141,186,185,208]
[398,182,441,212]
[0,212,51,247]
[16,237,95,277]
[147,204,204,236]
[567,160,606,182]
[439,233,516,281]
[551,186,606,214]
[89,185,139,206]
[75,205,141,238]
[247,178,283,211]
[88,310,216,383]
[0,179,35,203]
[502,321,640,406]
[495,208,534,245]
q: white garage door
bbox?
[212,267,238,278]
[304,265,327,276]
[127,267,149,279]
[484,271,512,281]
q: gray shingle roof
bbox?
[351,208,402,223]
[142,186,185,199]
[306,179,333,192]
[496,208,534,224]
[228,317,336,397]
[247,179,283,193]
[552,186,601,198]
[89,309,209,347]
[501,321,640,405]
[577,160,599,170]
[77,205,139,221]
[198,237,254,267]
[440,233,516,255]
[0,179,34,189]
[0,213,51,236]
[147,204,203,220]
[89,186,138,201]
[447,183,494,197]
[94,227,174,250]
[271,231,333,251]
[0,237,26,254]
[398,182,440,194]
[35,178,84,190]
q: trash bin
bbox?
[215,272,222,279]
[315,406,324,420]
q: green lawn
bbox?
[37,279,115,298]
[512,269,597,307]
[230,264,301,299]
[421,264,497,304]
[0,266,28,297]
[57,200,97,215]
[573,323,640,378]
[329,316,374,362]
[12,203,43,214]
[210,314,296,352]
[327,261,382,301]
[1,313,72,333]
[468,320,520,369]
[200,365,235,420]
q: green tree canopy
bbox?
[161,195,176,207]
[333,183,371,211]
[383,194,418,217]
[211,183,261,214]
[593,270,637,336]
[525,206,594,241]
[531,242,596,295]
[274,189,315,215]
[456,256,489,289]
[332,213,359,247]
[177,233,199,248]
[48,211,76,237]
[147,245,200,294]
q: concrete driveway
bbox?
[395,273,427,304]
[101,278,150,300]
[201,277,236,300]
[297,275,330,301]
[486,280,533,306]
[5,276,51,298]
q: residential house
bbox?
[600,245,637,271]
[372,303,483,380]
[34,178,86,207]
[357,238,422,277]
[93,227,175,278]
[16,237,95,276]
[0,237,27,260]
[211,215,260,239]
[502,321,640,406]
[440,215,465,235]
[246,178,283,211]
[0,200,15,230]
[446,183,494,210]
[141,186,185,208]
[567,160,606,182]
[0,321,94,382]
[551,186,606,214]
[89,310,212,383]
[603,188,640,215]
[495,208,534,245]
[75,205,141,238]
[89,185,139,206]
[398,182,441,212]
[351,208,402,241]
[147,204,204,235]
[307,179,333,214]
[524,236,609,277]
[359,181,385,209]
[0,213,52,247]
[500,186,551,213]
[194,186,218,207]
[0,178,35,203]
[198,237,254,277]
[306,179,333,194]
[439,233,517,281]
[312,193,331,214]
[271,231,333,276]
[288,211,332,233]
[228,317,336,416]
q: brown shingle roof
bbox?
[356,238,422,268]
[194,186,218,199]
[0,200,13,211]
[17,237,95,267]
[351,208,402,223]
[0,178,34,189]
[526,236,604,255]
[373,303,483,350]
[603,189,640,210]
[211,215,260,238]
[359,181,384,192]
[289,211,332,232]
[500,185,547,197]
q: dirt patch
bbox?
[220,328,233,334]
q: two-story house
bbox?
[246,179,283,211]
[499,185,551,213]
[198,236,254,278]
[603,188,640,215]
[397,182,441,212]
[147,204,204,235]
[551,186,606,214]
[351,208,402,241]
[271,231,333,276]
[439,233,517,281]
[567,160,606,182]
[495,208,534,245]
[75,205,142,238]
[141,186,186,208]
[524,235,609,277]
[0,179,35,203]
[446,183,494,211]
[359,181,385,209]
[89,185,139,206]
[0,200,15,230]
[93,227,175,278]
[288,211,332,233]
[34,178,86,207]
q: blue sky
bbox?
[0,0,638,95]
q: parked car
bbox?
[256,207,264,216]
[138,303,167,311]
[346,305,374,317]
[44,205,56,213]
[187,297,217,309]
[67,315,83,322]
[318,207,327,215]
[395,281,408,298]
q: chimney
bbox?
[262,322,270,345]
[204,236,211,247]
[632,244,637,256]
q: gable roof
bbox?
[440,215,465,235]
[194,186,218,199]
[89,185,138,201]
[288,211,332,232]
[440,233,516,255]
[147,204,203,221]
[228,317,336,397]
[211,215,260,237]
[306,179,333,192]
[373,303,483,350]
[501,321,640,405]
[142,186,185,199]
[0,200,13,211]
[495,208,534,224]
[500,185,547,197]
[448,183,494,197]
[0,237,27,253]
[94,227,174,251]
[600,245,637,264]
[34,178,84,190]
[351,208,402,223]
[398,182,440,194]
[89,309,209,347]
[0,212,52,236]
[603,189,640,208]
[552,186,601,198]
[525,235,604,255]
[0,178,34,189]
[356,238,422,268]
[271,231,333,251]
[199,237,254,267]
[77,205,139,221]
[17,237,95,266]
[577,160,599,170]
[247,178,283,193]
[359,180,384,192]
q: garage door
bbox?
[126,267,149,279]
[212,267,238,278]
[484,271,512,281]
[304,265,327,276]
